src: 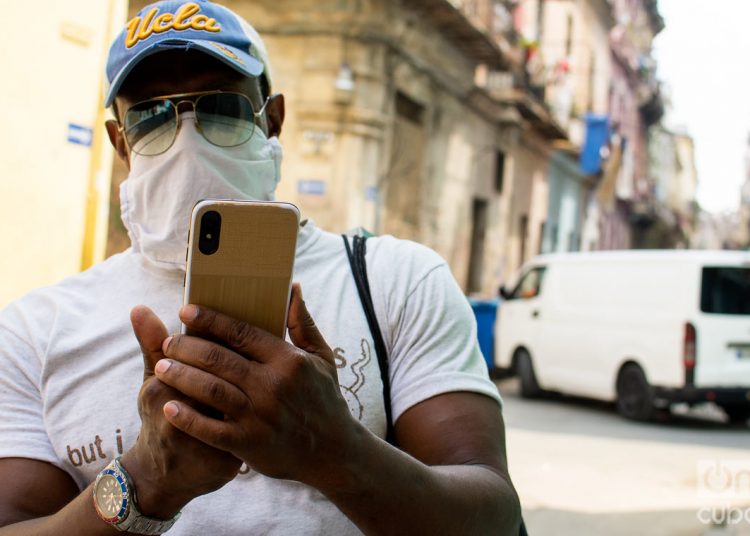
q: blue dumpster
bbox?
[468,298,500,373]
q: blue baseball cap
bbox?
[104,0,272,107]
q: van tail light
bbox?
[683,322,696,386]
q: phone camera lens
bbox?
[198,211,222,255]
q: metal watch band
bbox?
[120,512,181,535]
[104,457,181,534]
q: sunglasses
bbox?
[119,90,271,156]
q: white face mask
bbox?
[119,112,283,270]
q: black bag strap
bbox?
[342,234,396,445]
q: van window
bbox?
[701,267,750,315]
[510,267,546,300]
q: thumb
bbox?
[287,283,334,365]
[130,305,169,381]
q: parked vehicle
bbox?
[495,250,750,422]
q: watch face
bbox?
[94,471,128,522]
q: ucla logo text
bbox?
[125,2,221,49]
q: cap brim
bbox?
[105,39,265,108]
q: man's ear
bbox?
[105,119,130,170]
[266,94,285,138]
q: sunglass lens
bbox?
[196,93,255,147]
[124,100,178,156]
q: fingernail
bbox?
[162,336,173,354]
[164,402,179,418]
[181,304,199,321]
[155,359,172,374]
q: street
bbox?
[497,378,750,536]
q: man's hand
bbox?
[124,306,243,518]
[152,284,360,488]
[146,285,520,535]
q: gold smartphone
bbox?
[183,199,300,339]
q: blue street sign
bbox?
[298,179,327,196]
[67,124,93,147]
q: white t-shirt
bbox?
[0,221,501,535]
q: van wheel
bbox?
[616,364,654,421]
[516,350,543,399]
[721,404,750,425]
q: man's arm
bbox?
[0,459,120,535]
[322,393,520,535]
[0,459,78,526]
[0,458,182,536]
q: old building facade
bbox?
[601,0,664,249]
[514,0,614,255]
[643,125,698,248]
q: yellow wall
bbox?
[0,1,126,308]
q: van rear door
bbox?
[694,266,750,387]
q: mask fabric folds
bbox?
[119,112,283,270]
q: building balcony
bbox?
[473,64,566,140]
[402,0,517,68]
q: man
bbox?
[0,1,521,534]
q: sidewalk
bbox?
[498,379,750,535]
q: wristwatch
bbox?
[93,457,181,534]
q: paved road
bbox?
[496,378,750,536]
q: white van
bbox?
[494,250,750,422]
